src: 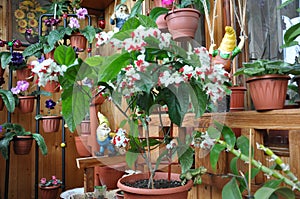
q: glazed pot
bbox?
[165,8,200,41]
[117,172,193,199]
[246,74,290,111]
[13,135,33,155]
[41,115,62,133]
[18,96,35,113]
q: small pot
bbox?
[70,32,87,51]
[44,81,60,93]
[18,96,36,113]
[39,184,61,199]
[13,135,33,155]
[16,67,33,82]
[80,120,91,135]
[41,115,62,133]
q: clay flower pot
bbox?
[39,185,61,199]
[156,14,168,33]
[229,86,247,112]
[16,67,33,82]
[44,81,60,93]
[41,116,62,133]
[18,96,35,113]
[95,163,126,190]
[117,172,193,199]
[246,74,290,111]
[165,8,200,41]
[13,135,33,155]
[74,136,91,157]
[70,32,87,51]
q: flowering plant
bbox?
[45,99,57,115]
[0,52,27,71]
[39,176,62,187]
[30,57,67,87]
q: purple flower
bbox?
[68,17,80,29]
[11,87,20,95]
[76,8,88,20]
[11,52,24,66]
[45,99,56,109]
[17,80,29,92]
[0,125,2,133]
[161,0,174,5]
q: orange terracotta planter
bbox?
[16,68,33,81]
[44,81,60,93]
[165,8,200,41]
[117,172,193,199]
[246,75,290,111]
[18,96,35,113]
[42,116,62,133]
[13,135,33,155]
[230,86,247,112]
[70,32,87,51]
[39,185,61,199]
[156,14,168,33]
[74,136,91,157]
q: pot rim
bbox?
[14,135,33,139]
[117,172,193,195]
[165,8,200,18]
[41,115,62,120]
[18,95,36,99]
[246,74,290,83]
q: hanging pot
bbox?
[13,135,33,155]
[117,172,193,199]
[246,75,290,111]
[39,185,61,199]
[74,136,91,157]
[42,115,61,133]
[44,81,60,93]
[156,14,169,33]
[16,67,33,82]
[165,8,200,41]
[18,96,35,113]
[69,32,87,51]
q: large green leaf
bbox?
[190,81,207,118]
[32,134,48,155]
[54,45,76,66]
[121,17,141,32]
[214,121,236,148]
[81,26,97,43]
[125,151,139,169]
[236,135,251,156]
[85,56,104,67]
[210,143,226,171]
[207,126,221,139]
[222,178,243,199]
[129,0,144,18]
[47,29,62,47]
[284,23,300,44]
[149,7,169,21]
[0,52,11,69]
[254,187,295,199]
[178,146,194,173]
[22,43,43,57]
[136,14,157,27]
[0,89,15,112]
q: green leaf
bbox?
[190,81,207,118]
[149,7,169,21]
[81,26,97,43]
[85,56,104,67]
[22,43,43,57]
[0,52,11,69]
[214,121,236,148]
[0,133,14,159]
[284,23,300,44]
[129,0,144,18]
[207,126,221,139]
[0,89,15,112]
[125,151,139,169]
[222,178,243,199]
[136,14,157,27]
[236,135,251,156]
[119,17,141,32]
[32,134,48,155]
[210,143,226,171]
[54,45,76,66]
[178,146,194,173]
[47,29,62,47]
[254,187,295,199]
[229,157,239,176]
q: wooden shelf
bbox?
[76,155,126,169]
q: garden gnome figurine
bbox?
[95,112,116,156]
[209,26,245,72]
[110,3,130,30]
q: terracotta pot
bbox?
[70,32,87,51]
[44,81,60,93]
[95,164,126,190]
[156,14,169,33]
[165,8,200,41]
[74,136,91,157]
[42,116,61,133]
[16,68,33,81]
[18,96,35,113]
[117,172,193,199]
[13,135,33,155]
[115,190,124,199]
[246,75,290,111]
[80,120,91,135]
[0,97,3,111]
[39,185,61,199]
[230,86,247,112]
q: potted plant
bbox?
[10,80,51,113]
[65,14,230,198]
[234,59,300,110]
[36,99,62,133]
[0,122,48,159]
[39,175,62,199]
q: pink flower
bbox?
[40,178,46,184]
[69,17,80,29]
[76,8,88,20]
[161,0,174,6]
[17,80,29,92]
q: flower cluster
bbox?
[95,28,119,47]
[11,80,30,96]
[31,58,67,87]
[68,8,88,29]
[112,128,129,148]
[192,131,216,150]
[10,52,27,70]
[40,176,62,187]
[109,25,230,102]
[44,17,61,27]
[14,0,47,35]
